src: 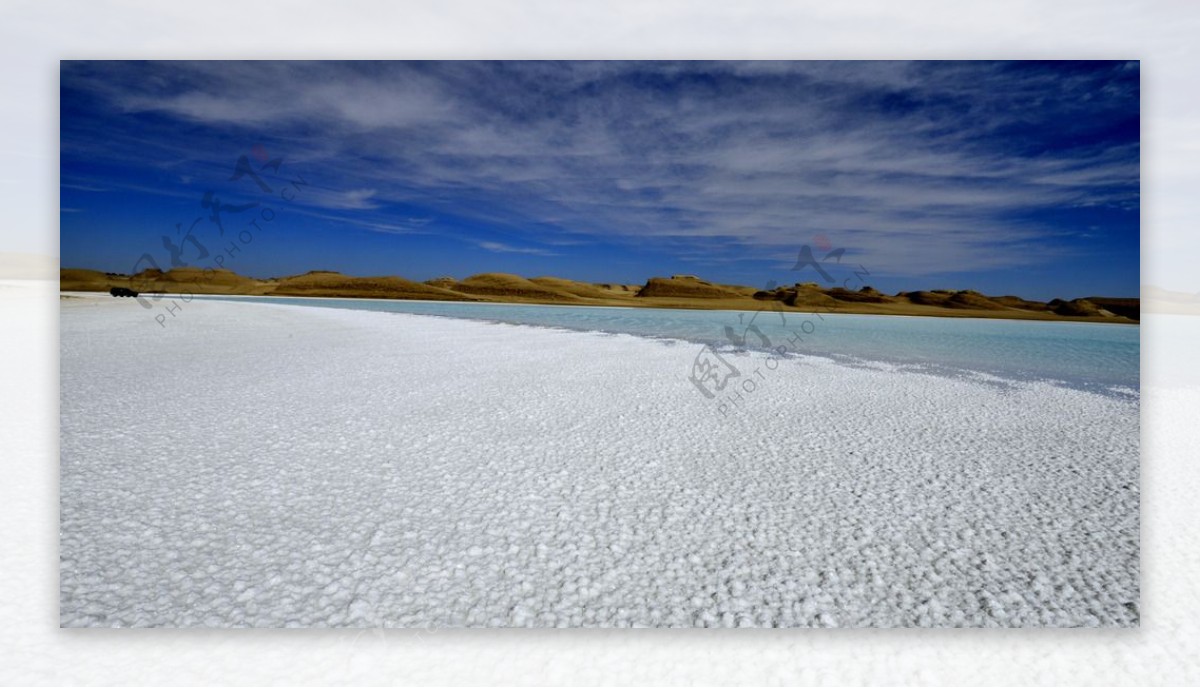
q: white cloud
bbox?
[61,60,1140,277]
[477,241,557,256]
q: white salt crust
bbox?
[59,296,1138,627]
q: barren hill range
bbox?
[60,268,1140,323]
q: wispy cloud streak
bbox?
[60,60,1139,277]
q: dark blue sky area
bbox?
[60,61,1140,299]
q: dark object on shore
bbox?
[1084,297,1140,321]
[109,287,138,297]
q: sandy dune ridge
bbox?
[60,267,1139,323]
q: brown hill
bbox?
[637,276,745,299]
[1084,297,1140,321]
[529,276,633,300]
[1049,298,1111,317]
[900,290,951,306]
[596,283,643,294]
[60,268,120,291]
[785,287,839,308]
[453,273,580,301]
[61,267,269,294]
[827,286,895,304]
[138,267,268,293]
[752,283,841,308]
[944,291,1007,310]
[992,295,1052,311]
[58,266,1138,324]
[273,271,469,300]
[718,283,762,298]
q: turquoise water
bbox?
[207,296,1140,392]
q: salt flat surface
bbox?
[59,296,1139,627]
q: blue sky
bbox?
[60,60,1140,299]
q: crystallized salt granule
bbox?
[59,296,1139,628]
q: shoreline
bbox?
[224,292,1147,327]
[62,291,1140,393]
[64,288,1142,326]
[59,267,1141,325]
